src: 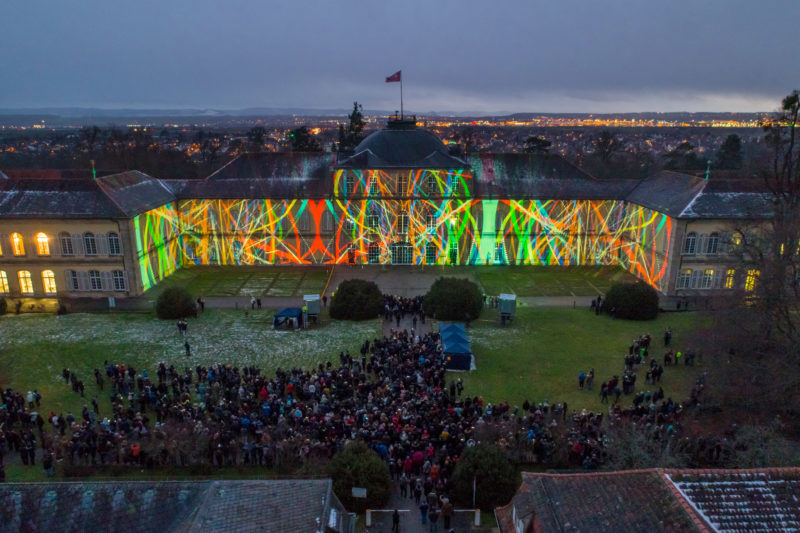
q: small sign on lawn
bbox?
[351,487,367,498]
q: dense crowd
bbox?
[0,307,697,492]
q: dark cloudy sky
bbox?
[2,0,796,113]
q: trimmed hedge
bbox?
[603,282,659,320]
[329,279,383,320]
[329,441,391,512]
[423,277,483,321]
[155,286,196,319]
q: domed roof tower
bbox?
[337,117,468,169]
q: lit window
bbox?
[677,269,692,289]
[11,233,24,255]
[426,215,437,232]
[724,269,736,289]
[84,233,97,255]
[0,271,8,294]
[701,269,714,289]
[495,243,506,263]
[745,269,759,292]
[112,270,126,291]
[368,214,380,231]
[449,240,458,264]
[36,232,50,255]
[682,232,697,255]
[18,270,33,294]
[60,233,74,255]
[108,233,121,255]
[42,270,57,294]
[426,243,437,265]
[729,232,742,253]
[426,175,437,195]
[706,233,719,254]
[397,174,408,195]
[398,214,409,235]
[368,244,380,264]
[89,270,102,291]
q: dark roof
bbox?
[497,471,699,533]
[627,171,774,219]
[0,177,126,218]
[625,170,707,217]
[0,479,348,533]
[666,469,800,532]
[469,154,638,199]
[174,152,333,199]
[497,468,800,533]
[338,127,467,169]
[96,171,175,217]
[0,171,175,219]
[208,152,334,181]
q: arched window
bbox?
[706,232,720,254]
[108,232,121,255]
[35,232,50,255]
[42,270,57,294]
[0,271,8,294]
[682,232,697,255]
[112,270,127,291]
[67,270,79,291]
[88,270,102,290]
[11,233,25,255]
[84,233,97,255]
[18,270,33,294]
[60,232,74,255]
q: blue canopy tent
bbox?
[439,322,474,371]
[273,307,303,329]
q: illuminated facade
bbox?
[0,121,769,302]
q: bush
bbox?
[329,279,383,320]
[329,441,391,512]
[423,277,482,321]
[603,282,659,320]
[0,298,6,315]
[155,286,196,319]
[451,443,519,510]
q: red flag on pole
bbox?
[385,70,401,83]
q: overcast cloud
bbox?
[1,0,796,113]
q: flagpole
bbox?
[400,74,404,120]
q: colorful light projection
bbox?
[133,203,182,291]
[333,168,472,199]
[492,200,672,290]
[180,199,333,265]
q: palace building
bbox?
[0,118,770,304]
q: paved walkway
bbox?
[367,481,489,533]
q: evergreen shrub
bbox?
[604,281,659,320]
[423,277,482,321]
[329,279,383,320]
[155,286,196,319]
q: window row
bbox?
[65,270,128,292]
[0,269,128,295]
[681,231,744,256]
[341,175,453,197]
[0,269,58,295]
[676,268,759,291]
[0,232,122,257]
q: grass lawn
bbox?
[0,309,380,418]
[475,265,640,297]
[455,306,704,412]
[144,266,331,300]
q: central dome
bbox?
[338,121,467,169]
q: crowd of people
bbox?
[0,300,698,501]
